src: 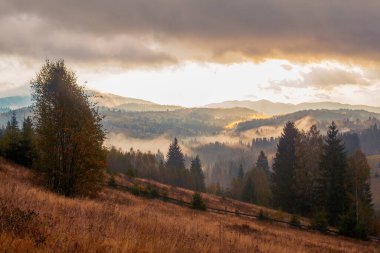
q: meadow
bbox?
[1,158,379,253]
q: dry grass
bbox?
[1,159,379,253]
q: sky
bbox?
[1,0,380,107]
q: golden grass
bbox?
[1,159,379,253]
[224,114,271,130]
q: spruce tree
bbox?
[1,111,21,163]
[190,155,205,192]
[231,163,244,199]
[165,137,186,187]
[294,125,323,215]
[19,117,36,167]
[256,151,270,178]
[316,122,348,226]
[271,121,299,212]
[241,177,255,203]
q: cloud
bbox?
[1,0,380,66]
[272,66,371,90]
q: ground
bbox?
[0,158,379,253]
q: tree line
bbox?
[271,121,374,238]
[0,112,35,167]
[106,137,206,192]
[207,122,376,238]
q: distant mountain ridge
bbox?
[205,99,380,115]
[0,96,31,110]
[0,91,183,112]
[87,90,183,112]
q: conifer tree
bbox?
[190,155,205,192]
[230,163,244,199]
[241,177,255,203]
[19,117,36,167]
[1,111,21,163]
[165,137,186,186]
[294,125,323,215]
[271,121,299,212]
[31,60,106,197]
[256,150,270,178]
[316,122,348,225]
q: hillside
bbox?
[206,100,380,116]
[1,158,379,253]
[236,109,380,134]
[101,107,264,138]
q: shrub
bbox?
[161,189,169,201]
[0,202,47,246]
[108,175,117,188]
[258,209,268,220]
[338,211,369,240]
[290,215,301,228]
[311,211,328,233]
[146,185,159,198]
[126,167,136,178]
[191,192,206,211]
[131,184,142,196]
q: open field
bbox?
[1,158,380,253]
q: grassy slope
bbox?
[1,159,379,253]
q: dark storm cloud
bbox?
[1,0,380,65]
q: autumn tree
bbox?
[271,121,299,212]
[242,166,272,206]
[341,150,374,238]
[230,162,244,199]
[31,60,106,197]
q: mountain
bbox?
[236,109,380,134]
[0,91,183,112]
[87,90,155,107]
[101,107,264,138]
[0,96,31,111]
[87,90,183,111]
[206,99,380,115]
